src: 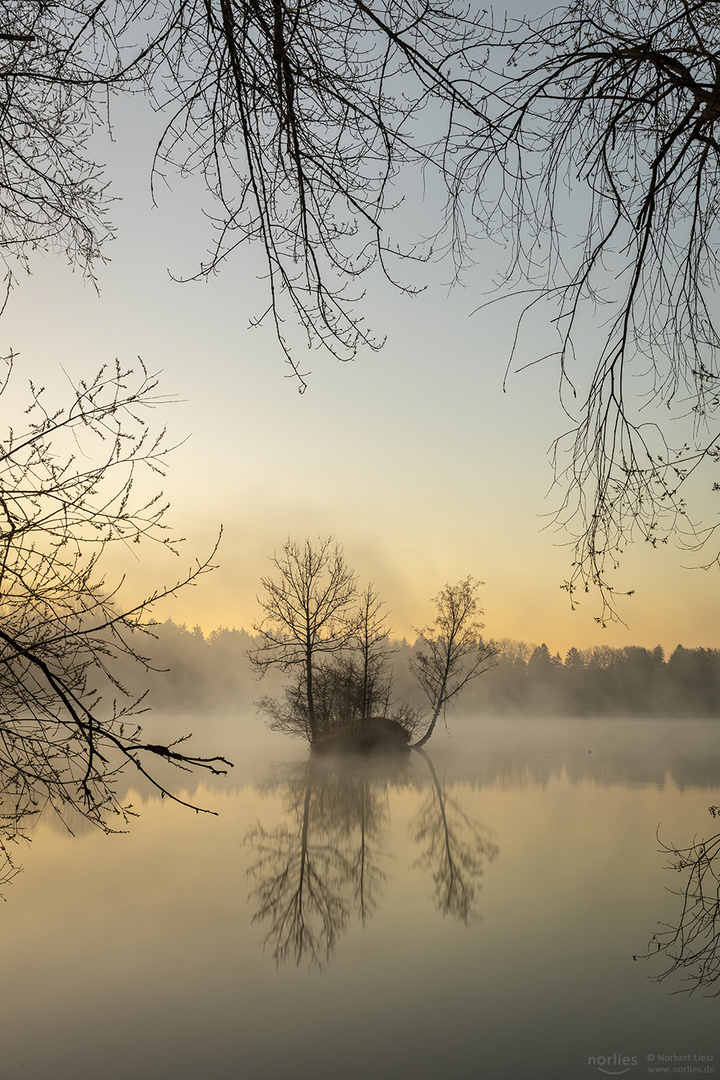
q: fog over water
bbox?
[1,714,717,1080]
[130,711,720,797]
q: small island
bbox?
[249,537,496,754]
[311,716,412,755]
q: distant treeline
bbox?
[481,641,720,717]
[113,621,720,718]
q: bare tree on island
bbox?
[410,578,498,750]
[0,355,230,838]
[251,539,494,750]
[353,583,395,727]
[250,537,358,742]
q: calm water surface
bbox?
[1,717,718,1080]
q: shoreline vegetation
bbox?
[116,621,720,720]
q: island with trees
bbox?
[248,536,498,752]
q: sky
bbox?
[3,57,720,657]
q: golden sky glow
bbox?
[4,96,720,659]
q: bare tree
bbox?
[145,0,720,610]
[250,536,357,742]
[125,0,490,386]
[0,1,128,282]
[253,554,492,748]
[0,3,489,378]
[353,583,395,725]
[257,655,367,740]
[462,0,720,619]
[0,354,230,832]
[0,2,497,384]
[410,577,497,750]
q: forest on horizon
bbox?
[114,620,720,720]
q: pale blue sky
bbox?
[4,42,720,655]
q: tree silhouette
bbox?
[410,578,497,749]
[0,1,490,381]
[0,355,230,832]
[251,547,491,748]
[467,0,720,617]
[353,584,395,726]
[250,537,357,742]
[0,2,121,283]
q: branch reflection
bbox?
[0,755,117,895]
[639,809,720,996]
[411,748,499,924]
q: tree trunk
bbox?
[305,644,317,741]
[410,662,450,749]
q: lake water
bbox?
[1,716,718,1080]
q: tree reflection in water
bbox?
[639,809,720,996]
[245,750,499,968]
[411,748,499,924]
[0,760,119,897]
[245,758,393,968]
[0,778,39,894]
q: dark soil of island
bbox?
[311,716,411,755]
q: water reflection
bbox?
[640,807,720,996]
[0,772,59,894]
[412,748,499,924]
[245,748,499,968]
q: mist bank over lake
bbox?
[105,716,720,812]
[115,620,720,719]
